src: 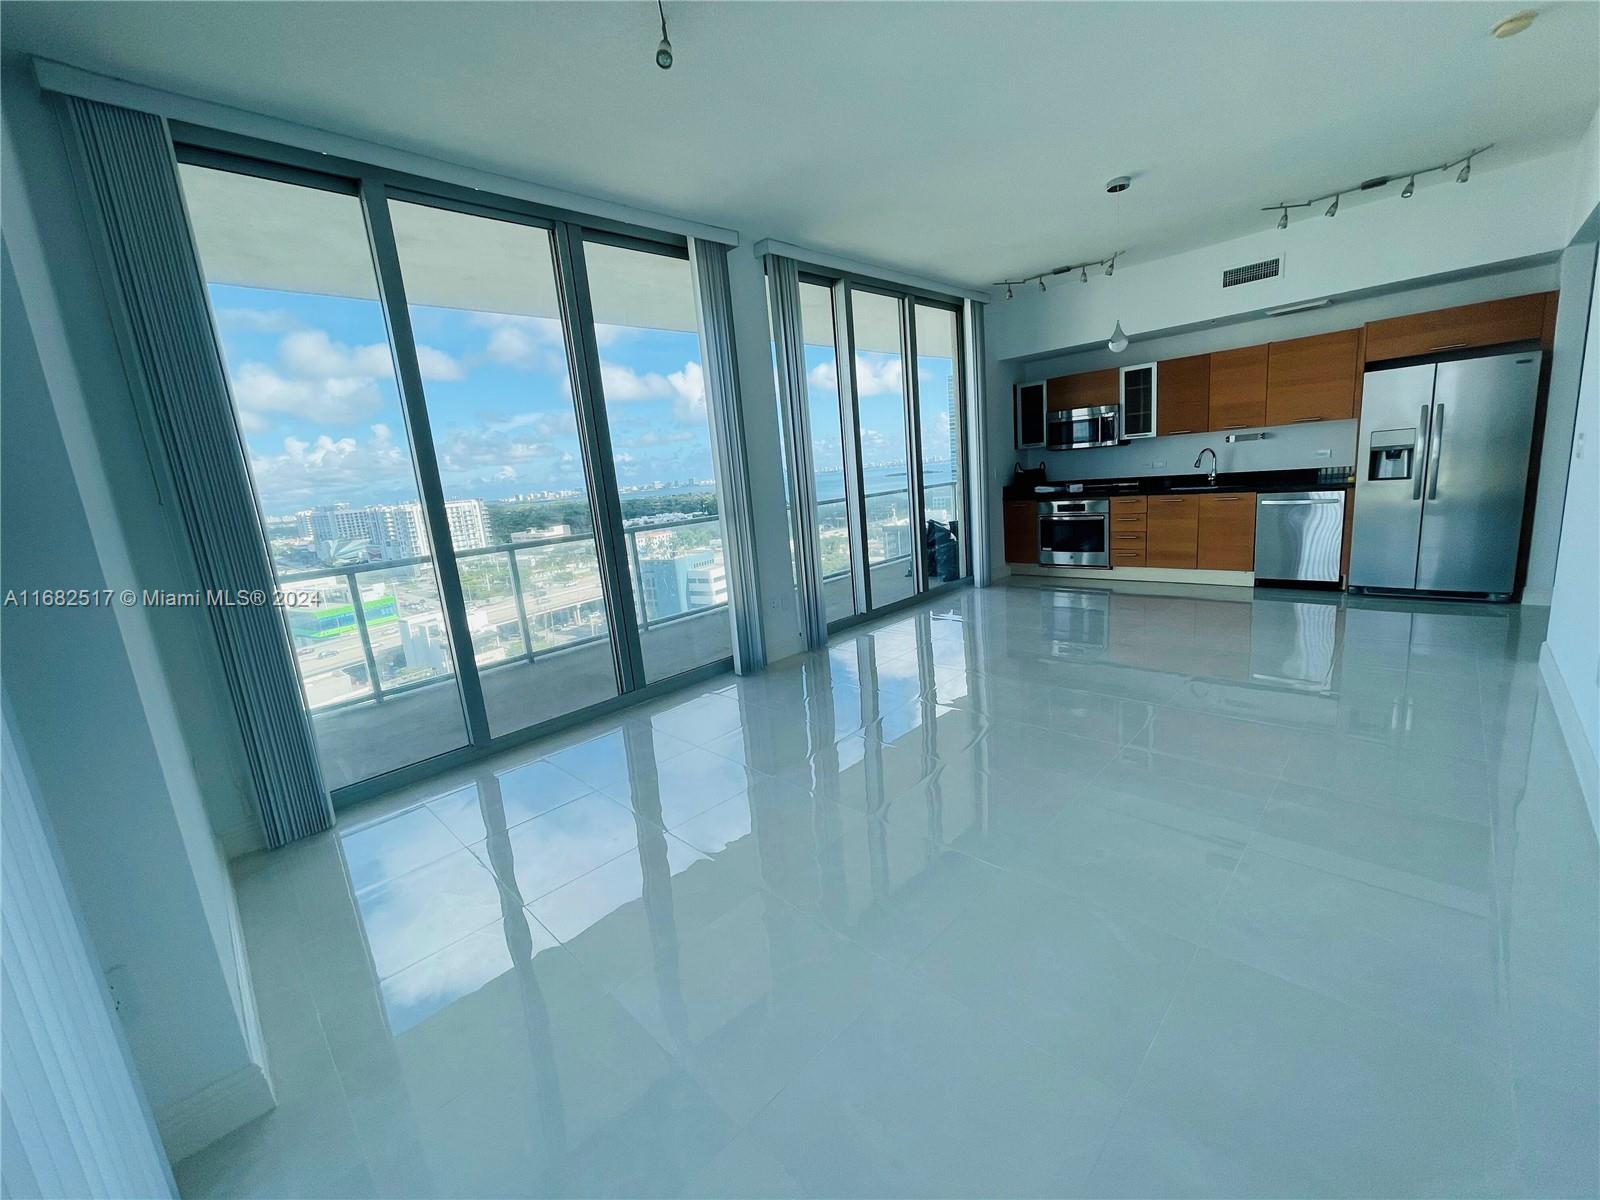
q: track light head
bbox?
[1105,257,1115,277]
[1401,176,1415,198]
[1325,194,1340,218]
[1457,159,1471,183]
[1039,277,1047,292]
[1080,266,1088,283]
[1277,208,1289,230]
[1005,284,1014,300]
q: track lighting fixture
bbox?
[1039,277,1047,292]
[1105,258,1114,277]
[655,0,673,68]
[1080,267,1088,283]
[994,253,1120,298]
[1260,144,1489,230]
[1005,284,1013,300]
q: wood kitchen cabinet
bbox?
[1157,355,1210,435]
[1363,293,1550,363]
[1146,495,1199,567]
[1047,369,1118,413]
[1003,500,1037,564]
[1109,496,1148,566]
[1197,492,1257,571]
[1265,330,1359,425]
[1207,345,1268,431]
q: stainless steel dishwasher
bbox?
[1253,491,1346,584]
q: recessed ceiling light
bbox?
[1491,9,1537,38]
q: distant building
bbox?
[397,615,450,674]
[511,523,572,542]
[298,499,488,563]
[637,549,727,620]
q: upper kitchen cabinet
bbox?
[1157,354,1210,435]
[1014,381,1046,448]
[1048,368,1118,412]
[1119,362,1158,439]
[1364,293,1550,363]
[1265,329,1360,424]
[1207,345,1268,430]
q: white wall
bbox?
[1,693,176,1200]
[987,142,1581,362]
[2,82,273,1159]
[1544,239,1599,831]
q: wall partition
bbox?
[771,260,972,633]
[170,139,749,801]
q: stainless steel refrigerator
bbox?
[1349,350,1542,600]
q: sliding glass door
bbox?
[386,200,620,739]
[182,165,471,790]
[777,272,970,632]
[179,153,736,796]
[581,239,731,682]
[913,303,966,586]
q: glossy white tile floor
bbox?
[188,582,1599,1199]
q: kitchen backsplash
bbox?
[1024,419,1358,482]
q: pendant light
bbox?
[1105,177,1131,353]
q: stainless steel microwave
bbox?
[1047,404,1120,450]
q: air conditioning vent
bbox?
[1222,257,1282,288]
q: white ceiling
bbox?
[7,1,1598,288]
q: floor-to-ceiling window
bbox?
[182,165,470,790]
[798,281,858,624]
[386,200,620,738]
[179,149,741,797]
[913,303,966,587]
[581,239,730,683]
[849,288,918,610]
[775,269,969,631]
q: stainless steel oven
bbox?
[1037,499,1110,567]
[1047,404,1120,450]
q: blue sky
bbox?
[210,283,953,519]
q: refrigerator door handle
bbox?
[1426,403,1445,500]
[1412,404,1432,501]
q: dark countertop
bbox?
[1002,466,1355,504]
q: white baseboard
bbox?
[1009,563,1254,587]
[218,818,264,860]
[158,1060,275,1164]
[1539,641,1599,844]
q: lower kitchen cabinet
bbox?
[1197,491,1257,570]
[1146,495,1199,567]
[1003,500,1037,564]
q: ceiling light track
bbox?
[993,252,1121,297]
[1263,144,1491,229]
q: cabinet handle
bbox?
[1210,495,1243,502]
[1290,416,1322,424]
[1430,341,1469,352]
[1113,515,1143,522]
[1165,428,1194,435]
[1217,423,1248,430]
[1112,533,1143,541]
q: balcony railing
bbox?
[814,481,958,580]
[276,514,729,713]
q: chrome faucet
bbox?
[1193,447,1218,486]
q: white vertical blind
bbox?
[59,96,331,846]
[689,239,765,673]
[766,255,829,650]
[963,300,994,587]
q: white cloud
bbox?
[279,329,462,383]
[231,361,385,426]
[437,426,560,472]
[854,355,904,398]
[247,424,413,509]
[667,361,706,423]
[808,362,839,393]
[477,314,567,373]
[599,361,674,402]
